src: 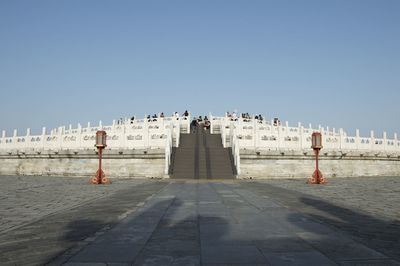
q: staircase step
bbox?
[170,130,235,179]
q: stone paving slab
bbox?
[0,176,399,265]
[0,176,148,233]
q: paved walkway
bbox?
[0,176,399,265]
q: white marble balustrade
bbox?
[0,116,191,152]
[211,115,400,153]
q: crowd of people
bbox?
[143,110,190,122]
[226,111,265,123]
[190,116,210,133]
[119,111,279,128]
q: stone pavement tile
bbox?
[298,232,388,261]
[201,245,267,264]
[133,255,200,266]
[158,218,198,229]
[151,227,198,241]
[263,251,337,266]
[255,235,315,253]
[139,239,200,257]
[203,264,267,266]
[199,215,237,225]
[64,263,107,266]
[95,230,152,245]
[68,243,142,263]
[338,259,400,266]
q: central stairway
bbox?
[170,128,236,179]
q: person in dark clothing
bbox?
[204,116,210,131]
[190,118,198,133]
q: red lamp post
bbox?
[91,130,110,184]
[307,132,327,184]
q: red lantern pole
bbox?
[91,130,110,185]
[308,132,326,184]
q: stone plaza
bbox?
[0,175,399,265]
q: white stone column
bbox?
[58,126,63,150]
[25,128,31,150]
[13,129,17,150]
[144,119,149,148]
[41,127,46,150]
[383,131,387,151]
[339,128,344,150]
[253,118,257,148]
[370,130,375,151]
[356,129,360,150]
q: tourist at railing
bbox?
[160,112,165,118]
[173,112,180,120]
[190,118,198,133]
[232,111,238,121]
[183,110,189,117]
[255,114,264,123]
[130,116,135,124]
[204,116,210,131]
[273,118,281,126]
[242,113,251,122]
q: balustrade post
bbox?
[370,130,375,151]
[339,128,344,150]
[175,120,180,147]
[77,123,82,149]
[1,130,5,147]
[144,118,149,148]
[277,124,283,150]
[58,126,63,150]
[300,126,304,150]
[26,128,31,150]
[0,130,5,150]
[121,120,127,149]
[41,127,46,150]
[320,128,325,148]
[13,129,17,150]
[383,131,387,151]
[209,112,213,134]
[253,118,257,148]
[356,129,360,150]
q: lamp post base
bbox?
[90,170,111,185]
[307,170,326,184]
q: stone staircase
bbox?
[170,129,236,179]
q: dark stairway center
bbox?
[170,128,236,179]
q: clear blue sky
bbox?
[0,0,399,137]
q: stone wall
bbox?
[0,149,166,178]
[239,149,400,179]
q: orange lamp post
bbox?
[91,130,110,184]
[307,132,326,184]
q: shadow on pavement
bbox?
[298,196,400,263]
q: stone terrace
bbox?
[0,176,399,265]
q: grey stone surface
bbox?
[0,176,399,265]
